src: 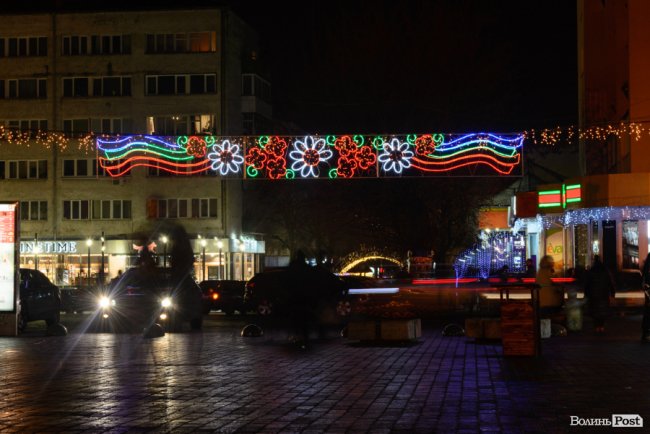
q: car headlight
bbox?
[161,297,172,308]
[98,296,112,309]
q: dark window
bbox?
[30,201,38,220]
[8,38,17,56]
[123,201,131,219]
[0,161,4,179]
[206,75,216,93]
[28,38,36,56]
[168,199,177,218]
[18,80,37,98]
[74,78,88,97]
[28,161,37,178]
[0,39,4,57]
[122,35,131,54]
[146,34,154,53]
[179,199,187,218]
[176,76,186,94]
[122,77,131,96]
[103,77,120,96]
[113,201,121,218]
[158,76,175,94]
[20,202,28,220]
[63,79,73,97]
[190,75,204,94]
[146,77,156,95]
[39,201,47,220]
[191,199,199,218]
[102,36,111,53]
[63,160,75,176]
[18,161,27,178]
[158,200,167,218]
[38,79,46,98]
[76,160,88,176]
[71,36,79,55]
[38,37,47,56]
[63,201,71,219]
[209,199,217,218]
[38,160,47,178]
[91,35,99,54]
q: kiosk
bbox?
[0,202,19,336]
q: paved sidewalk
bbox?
[0,314,649,433]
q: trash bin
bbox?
[498,283,541,356]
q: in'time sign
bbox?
[0,203,18,313]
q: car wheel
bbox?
[257,300,273,316]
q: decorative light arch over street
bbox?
[96,133,524,179]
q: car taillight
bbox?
[212,292,220,300]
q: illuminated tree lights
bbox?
[96,133,524,178]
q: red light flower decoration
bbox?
[186,136,207,158]
[337,157,358,178]
[265,136,287,158]
[415,134,436,156]
[267,157,287,179]
[334,135,358,157]
[245,146,267,170]
[356,146,377,170]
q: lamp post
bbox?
[100,231,105,289]
[200,238,207,281]
[86,238,93,289]
[216,239,223,280]
[161,235,168,268]
[239,241,246,281]
[34,232,39,270]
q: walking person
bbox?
[641,253,650,342]
[584,255,616,333]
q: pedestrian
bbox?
[641,253,650,341]
[525,258,535,277]
[584,255,616,333]
[536,255,564,318]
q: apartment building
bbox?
[0,6,270,285]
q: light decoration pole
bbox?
[200,238,207,281]
[86,238,93,288]
[216,238,223,280]
[100,232,105,289]
[239,240,246,281]
[34,232,39,270]
[161,235,168,268]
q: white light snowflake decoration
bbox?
[207,140,245,175]
[288,136,333,178]
[378,138,414,174]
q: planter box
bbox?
[347,318,421,341]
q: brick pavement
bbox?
[0,314,649,433]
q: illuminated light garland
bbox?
[411,153,521,175]
[454,231,526,279]
[206,139,245,175]
[289,136,333,178]
[378,138,414,174]
[541,206,650,229]
[96,133,524,178]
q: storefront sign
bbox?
[20,241,78,254]
[0,203,18,312]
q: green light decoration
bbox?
[97,133,523,178]
[177,136,189,146]
[372,136,385,150]
[406,134,417,145]
[246,166,259,178]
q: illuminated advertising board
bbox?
[0,203,18,312]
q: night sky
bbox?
[232,0,578,135]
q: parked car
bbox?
[18,268,61,332]
[244,266,351,324]
[94,267,203,333]
[199,280,245,315]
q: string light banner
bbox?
[96,133,524,179]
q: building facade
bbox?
[513,1,650,277]
[0,6,270,285]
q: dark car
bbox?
[94,267,203,333]
[199,280,245,315]
[244,266,351,324]
[18,268,61,332]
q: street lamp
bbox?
[86,238,93,289]
[200,238,207,281]
[216,239,223,280]
[161,235,168,268]
[100,232,105,289]
[239,240,246,281]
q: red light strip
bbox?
[100,156,211,177]
[411,153,520,175]
[412,278,479,285]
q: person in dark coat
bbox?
[584,255,616,333]
[641,253,650,341]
